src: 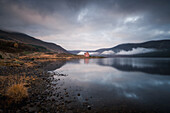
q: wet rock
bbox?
[60,96,63,99]
[65,95,69,97]
[28,106,36,113]
[52,98,55,101]
[67,100,72,104]
[61,102,64,105]
[85,98,88,101]
[0,109,3,113]
[67,106,74,110]
[16,110,20,113]
[30,103,34,107]
[67,110,73,113]
[36,102,41,107]
[83,102,88,106]
[87,105,91,110]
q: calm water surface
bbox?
[51,58,170,112]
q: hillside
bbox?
[96,40,170,52]
[0,39,48,53]
[0,30,68,53]
[69,40,170,57]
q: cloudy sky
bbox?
[0,0,170,50]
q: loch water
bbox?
[50,58,170,112]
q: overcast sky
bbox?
[0,0,170,50]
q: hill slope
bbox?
[0,39,48,53]
[96,40,170,53]
[70,40,170,57]
[0,30,68,53]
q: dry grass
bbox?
[0,75,36,102]
[6,83,28,102]
[24,62,36,67]
[19,52,85,60]
[0,75,31,87]
[0,59,24,67]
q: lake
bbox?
[49,58,170,112]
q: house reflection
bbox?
[84,58,89,64]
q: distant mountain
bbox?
[96,40,170,52]
[0,30,68,53]
[69,40,170,57]
[68,50,82,55]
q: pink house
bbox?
[84,52,90,57]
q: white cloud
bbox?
[116,48,157,55]
[89,52,99,55]
[77,51,86,55]
[124,16,141,24]
[101,50,115,55]
[77,8,88,22]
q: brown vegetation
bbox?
[0,39,48,56]
[0,75,36,102]
[14,42,18,48]
[6,83,28,102]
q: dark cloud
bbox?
[0,0,170,50]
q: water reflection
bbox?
[96,58,170,75]
[66,58,170,75]
[52,58,170,112]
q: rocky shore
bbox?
[0,56,94,113]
